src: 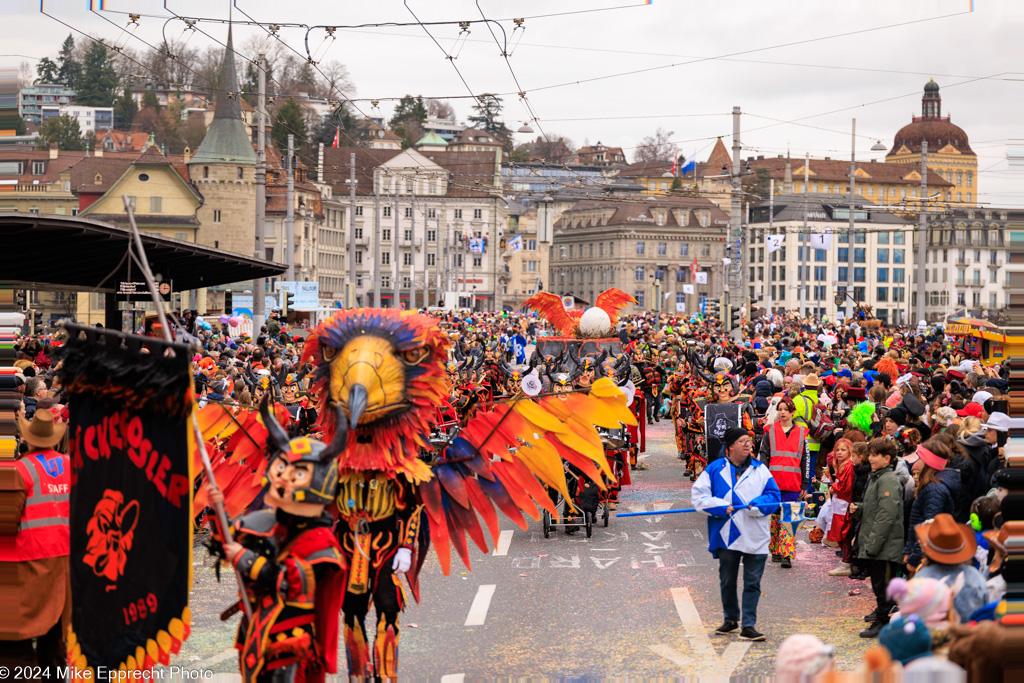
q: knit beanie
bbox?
[774,634,834,681]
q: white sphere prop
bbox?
[579,307,612,338]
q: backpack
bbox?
[795,394,834,440]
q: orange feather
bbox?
[522,292,578,336]
[595,288,638,325]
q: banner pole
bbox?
[123,196,253,620]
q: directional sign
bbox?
[291,282,320,311]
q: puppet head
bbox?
[302,309,449,481]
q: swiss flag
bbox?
[331,129,339,148]
[690,256,699,275]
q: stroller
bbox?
[542,460,604,538]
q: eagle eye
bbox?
[400,347,429,365]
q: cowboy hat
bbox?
[802,373,821,387]
[915,513,976,565]
[18,409,67,450]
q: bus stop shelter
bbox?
[0,212,286,330]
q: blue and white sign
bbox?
[469,238,484,254]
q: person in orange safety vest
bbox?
[757,396,812,569]
[0,408,71,670]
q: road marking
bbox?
[464,584,496,626]
[649,587,750,677]
[440,675,465,683]
[492,529,514,556]
[191,649,238,671]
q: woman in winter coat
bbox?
[903,437,962,569]
[957,417,995,502]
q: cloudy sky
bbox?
[8,0,1023,205]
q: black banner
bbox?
[59,327,194,672]
[704,403,743,463]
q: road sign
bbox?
[291,282,320,311]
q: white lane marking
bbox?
[191,649,238,671]
[657,587,750,676]
[464,584,497,626]
[492,529,514,556]
[440,675,466,683]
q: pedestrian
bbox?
[0,410,71,669]
[903,437,961,570]
[693,426,781,642]
[758,397,811,569]
[826,437,856,576]
[912,514,988,622]
[850,438,905,638]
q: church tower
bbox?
[188,25,257,261]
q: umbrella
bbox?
[949,317,999,330]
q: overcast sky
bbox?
[7,0,1023,206]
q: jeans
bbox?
[718,549,768,627]
[645,392,657,421]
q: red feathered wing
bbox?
[595,288,637,325]
[522,292,578,336]
[192,402,292,517]
[415,378,637,575]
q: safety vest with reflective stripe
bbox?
[0,450,70,561]
[767,422,805,492]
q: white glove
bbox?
[392,547,412,573]
[745,507,762,518]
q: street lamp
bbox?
[518,122,534,134]
[870,140,888,151]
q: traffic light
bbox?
[15,290,26,310]
[704,298,720,319]
[32,310,42,333]
[729,304,742,331]
[282,291,295,316]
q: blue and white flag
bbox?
[779,501,807,538]
[469,238,484,254]
[679,151,697,175]
[507,234,523,254]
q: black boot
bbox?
[859,619,887,638]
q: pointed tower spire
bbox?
[214,24,243,121]
[783,151,793,194]
[189,23,256,166]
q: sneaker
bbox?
[739,626,766,642]
[780,557,792,569]
[714,621,739,636]
[771,554,782,563]
[859,620,886,638]
[823,539,839,548]
[684,469,693,477]
[849,569,868,581]
[828,563,852,577]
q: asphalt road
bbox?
[178,420,874,679]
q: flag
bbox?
[671,159,678,176]
[507,234,523,254]
[810,231,833,250]
[765,234,784,253]
[682,284,694,294]
[332,129,339,148]
[690,256,699,274]
[694,271,708,285]
[679,150,697,175]
[779,501,806,538]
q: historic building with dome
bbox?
[886,80,978,206]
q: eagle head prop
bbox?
[302,309,449,482]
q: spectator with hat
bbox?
[693,426,781,642]
[913,513,988,622]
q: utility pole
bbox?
[435,211,442,306]
[421,197,429,309]
[285,133,295,281]
[373,167,381,307]
[847,118,857,322]
[767,178,774,316]
[392,188,399,308]
[348,151,356,307]
[916,141,929,325]
[801,152,808,317]
[252,51,266,332]
[729,106,742,309]
[410,187,416,310]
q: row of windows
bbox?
[928,228,1004,247]
[927,248,1004,264]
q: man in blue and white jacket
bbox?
[692,426,781,642]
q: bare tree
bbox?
[17,61,33,90]
[633,127,677,163]
[317,60,354,100]
[426,98,456,120]
[530,134,574,163]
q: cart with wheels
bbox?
[542,461,597,538]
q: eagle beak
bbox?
[328,335,408,428]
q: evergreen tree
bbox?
[140,91,160,112]
[114,86,138,128]
[468,94,512,152]
[37,115,84,151]
[76,42,120,107]
[241,58,273,107]
[271,98,307,156]
[389,95,427,148]
[56,34,80,88]
[35,57,59,84]
[313,103,364,148]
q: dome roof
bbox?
[924,79,940,93]
[889,119,974,157]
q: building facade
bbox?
[573,142,626,167]
[18,84,75,125]
[321,145,507,311]
[550,197,730,314]
[501,202,549,309]
[39,105,114,135]
[886,81,978,205]
[917,208,1019,325]
[747,194,910,323]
